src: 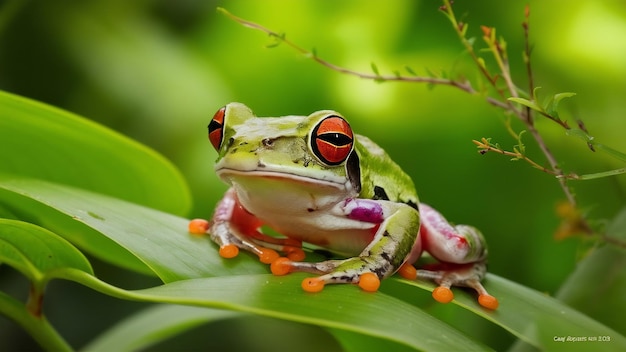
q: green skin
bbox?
[200,102,494,306]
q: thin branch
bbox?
[526,124,577,205]
[440,2,523,117]
[522,4,535,125]
[473,138,574,178]
[218,7,511,112]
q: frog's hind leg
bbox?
[244,232,306,262]
[413,204,499,310]
[415,262,498,310]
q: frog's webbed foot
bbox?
[188,218,278,263]
[414,204,499,310]
[271,257,387,293]
[189,217,306,263]
[398,261,499,310]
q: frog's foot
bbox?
[247,233,306,262]
[400,261,498,310]
[188,218,305,263]
[189,218,279,263]
[271,257,386,293]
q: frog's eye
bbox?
[208,106,226,150]
[311,115,354,166]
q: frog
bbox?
[189,102,498,310]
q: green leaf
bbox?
[460,22,468,37]
[60,267,626,351]
[60,270,493,352]
[0,177,265,281]
[0,178,485,350]
[396,273,626,351]
[0,90,190,215]
[3,180,625,351]
[556,207,626,335]
[371,62,380,76]
[84,305,243,351]
[0,219,93,283]
[545,92,577,117]
[508,97,541,112]
[329,328,416,352]
[567,128,626,163]
[574,168,626,180]
[0,219,91,351]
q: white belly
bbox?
[225,173,375,255]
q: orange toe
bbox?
[270,257,292,276]
[258,248,280,264]
[218,244,239,259]
[478,294,499,310]
[302,277,325,293]
[358,272,381,292]
[432,286,454,304]
[286,248,306,262]
[188,219,210,235]
[397,263,417,280]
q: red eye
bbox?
[311,115,354,165]
[208,106,226,150]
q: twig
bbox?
[218,7,511,112]
[473,138,578,178]
[522,5,534,125]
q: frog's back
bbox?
[353,135,418,208]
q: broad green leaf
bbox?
[59,270,493,352]
[0,90,190,215]
[0,178,153,276]
[329,328,416,352]
[83,305,243,352]
[0,219,89,352]
[3,177,625,351]
[0,177,265,281]
[556,207,626,335]
[397,274,626,351]
[0,219,93,283]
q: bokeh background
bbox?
[1,0,625,350]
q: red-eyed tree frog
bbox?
[189,103,498,310]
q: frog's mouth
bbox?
[217,168,356,218]
[217,168,348,190]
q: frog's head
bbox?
[208,103,361,195]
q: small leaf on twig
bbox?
[371,62,380,76]
[508,97,541,112]
[544,92,576,117]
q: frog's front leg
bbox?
[189,188,305,264]
[399,203,499,310]
[271,199,421,293]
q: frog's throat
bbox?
[216,168,348,190]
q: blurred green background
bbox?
[1,0,625,350]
